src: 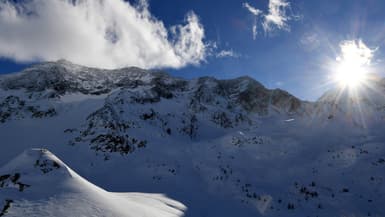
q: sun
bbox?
[334,60,367,88]
[332,40,374,89]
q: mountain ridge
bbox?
[0,60,304,115]
[0,148,186,217]
[0,60,385,217]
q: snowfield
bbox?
[0,149,186,217]
[0,60,384,217]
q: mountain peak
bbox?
[56,59,77,65]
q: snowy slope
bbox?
[0,60,385,217]
[0,149,185,217]
[314,75,385,128]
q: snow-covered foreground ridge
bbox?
[0,60,385,216]
[0,148,186,217]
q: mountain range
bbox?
[0,60,384,217]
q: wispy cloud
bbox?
[243,3,262,16]
[242,3,262,40]
[275,81,284,86]
[206,42,241,59]
[243,0,299,38]
[300,32,321,51]
[0,0,207,69]
[216,50,240,58]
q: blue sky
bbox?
[0,0,384,100]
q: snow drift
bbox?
[0,148,186,217]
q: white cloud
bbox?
[204,41,240,59]
[243,2,262,16]
[262,0,291,33]
[0,0,207,69]
[242,3,262,40]
[216,50,240,58]
[337,40,375,66]
[243,0,298,38]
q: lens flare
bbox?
[333,40,374,89]
[334,60,367,88]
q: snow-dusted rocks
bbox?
[0,60,177,96]
[0,95,56,123]
[0,149,186,217]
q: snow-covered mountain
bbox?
[313,74,385,129]
[0,148,185,217]
[0,60,384,217]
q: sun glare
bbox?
[334,60,367,88]
[332,40,374,89]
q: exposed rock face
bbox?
[188,76,301,115]
[72,101,147,160]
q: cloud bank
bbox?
[243,0,299,38]
[0,0,207,69]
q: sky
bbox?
[0,0,384,100]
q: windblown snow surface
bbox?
[1,60,385,217]
[0,149,185,217]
